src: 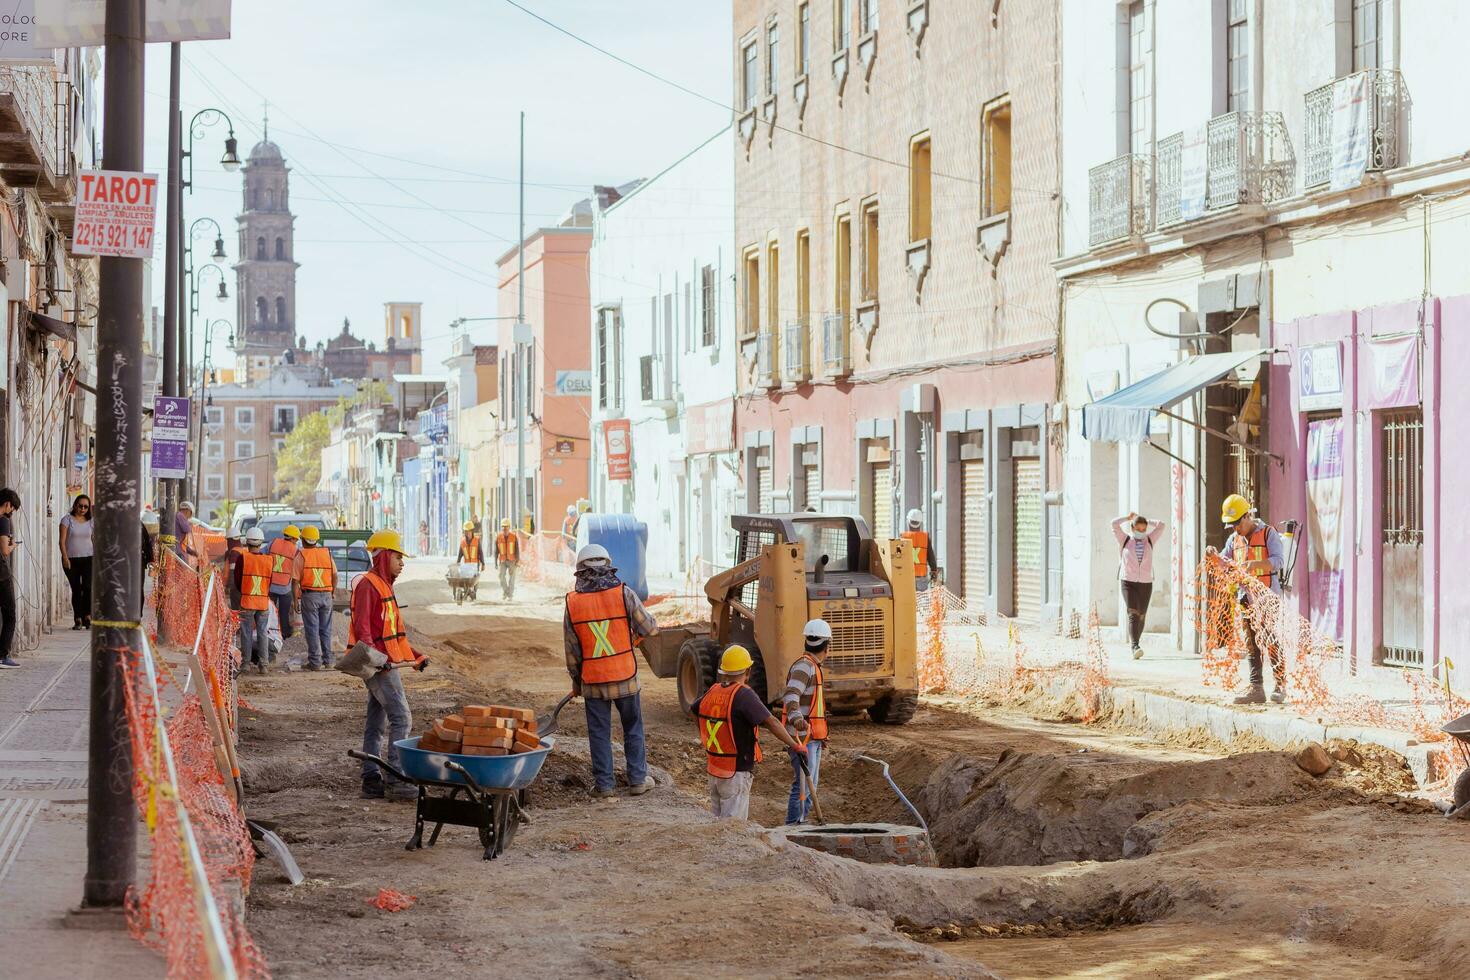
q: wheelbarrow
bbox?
[1444,711,1470,820]
[348,734,554,860]
[446,562,481,604]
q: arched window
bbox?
[274,237,285,260]
[275,297,287,325]
[266,188,275,208]
[255,237,266,260]
[256,296,268,323]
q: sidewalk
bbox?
[0,625,161,977]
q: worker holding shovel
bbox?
[782,619,832,824]
[693,645,806,820]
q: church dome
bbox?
[248,139,284,164]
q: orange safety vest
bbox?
[697,681,762,778]
[1231,524,1274,588]
[566,586,638,685]
[562,515,577,538]
[350,570,416,664]
[495,530,519,562]
[300,546,335,591]
[268,537,298,589]
[901,530,930,578]
[461,534,481,563]
[240,551,272,611]
[781,653,828,745]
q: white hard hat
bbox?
[575,543,610,567]
[245,527,265,545]
[906,508,923,526]
[803,619,833,644]
[179,500,194,512]
[567,504,577,515]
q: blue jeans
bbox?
[584,693,647,792]
[271,590,294,638]
[362,668,413,783]
[300,591,335,666]
[786,740,823,824]
[238,608,269,665]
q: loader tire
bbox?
[677,638,721,716]
[867,692,918,726]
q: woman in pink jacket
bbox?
[1114,512,1164,659]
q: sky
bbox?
[141,1,732,371]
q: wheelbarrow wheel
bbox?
[1455,769,1470,812]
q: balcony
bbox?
[782,318,809,384]
[1088,153,1150,247]
[820,313,851,379]
[1155,111,1295,228]
[1303,69,1405,190]
[755,331,779,389]
[0,66,68,199]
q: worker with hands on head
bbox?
[1208,494,1286,705]
[695,644,807,821]
[782,619,831,824]
[564,543,658,799]
[350,529,428,801]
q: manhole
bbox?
[774,822,936,867]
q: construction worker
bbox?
[174,500,198,567]
[901,509,939,592]
[564,543,658,798]
[693,645,806,820]
[350,529,429,800]
[267,525,302,641]
[561,504,579,561]
[234,528,273,672]
[782,620,831,824]
[294,525,337,670]
[495,517,520,600]
[457,519,484,571]
[1212,494,1287,705]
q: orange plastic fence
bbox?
[127,551,268,979]
[516,531,575,586]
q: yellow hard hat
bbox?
[1220,493,1251,525]
[283,524,301,540]
[463,520,476,532]
[719,645,754,673]
[365,529,408,555]
[301,525,320,543]
[500,518,512,528]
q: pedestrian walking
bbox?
[234,528,272,672]
[0,488,20,669]
[294,525,337,670]
[59,494,94,630]
[267,524,301,640]
[693,644,805,820]
[1113,511,1164,660]
[495,517,520,600]
[564,543,658,798]
[1213,494,1287,705]
[782,620,831,824]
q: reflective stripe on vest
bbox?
[1231,525,1274,587]
[268,538,298,588]
[781,653,828,745]
[496,531,519,562]
[301,546,335,591]
[902,530,930,578]
[565,586,637,685]
[697,681,761,778]
[240,551,272,611]
[462,535,480,563]
[351,571,415,663]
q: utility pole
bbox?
[176,111,189,502]
[85,0,145,909]
[158,43,181,618]
[516,111,525,533]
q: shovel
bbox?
[796,752,825,825]
[536,693,574,737]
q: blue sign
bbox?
[73,452,87,469]
[151,439,188,479]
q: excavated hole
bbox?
[894,882,1177,944]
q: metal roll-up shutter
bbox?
[1012,457,1043,621]
[868,459,893,538]
[802,462,821,511]
[960,458,987,608]
[757,464,773,514]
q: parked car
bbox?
[326,537,372,610]
[257,512,327,548]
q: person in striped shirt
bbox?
[782,619,832,824]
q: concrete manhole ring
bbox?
[773,823,936,867]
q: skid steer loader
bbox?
[640,514,919,725]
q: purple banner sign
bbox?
[153,395,191,439]
[151,439,188,479]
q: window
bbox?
[834,0,849,51]
[205,475,224,496]
[766,241,780,335]
[1226,0,1249,112]
[743,247,761,337]
[206,439,223,459]
[1352,0,1380,71]
[1128,1,1152,155]
[255,237,265,260]
[859,0,877,34]
[909,134,932,241]
[683,281,693,352]
[235,473,255,497]
[265,188,275,209]
[798,2,810,75]
[276,297,287,325]
[766,21,779,96]
[834,212,852,317]
[741,39,758,110]
[205,406,223,425]
[274,438,286,453]
[235,441,255,460]
[274,237,285,259]
[795,230,811,324]
[274,405,297,433]
[596,307,612,408]
[982,98,1012,216]
[700,265,717,346]
[256,296,268,323]
[860,200,879,302]
[235,407,255,427]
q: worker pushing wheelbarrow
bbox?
[449,520,485,604]
[1444,711,1470,820]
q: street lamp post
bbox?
[193,319,233,510]
[184,262,228,501]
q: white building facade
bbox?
[589,128,742,583]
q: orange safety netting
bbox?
[516,530,575,586]
[126,551,268,979]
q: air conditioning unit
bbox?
[783,319,809,383]
[821,313,851,378]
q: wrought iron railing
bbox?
[0,66,60,176]
[1205,111,1295,209]
[782,318,809,383]
[1087,153,1150,247]
[1303,68,1405,189]
[821,313,850,378]
[755,331,778,388]
[1154,133,1183,228]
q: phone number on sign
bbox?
[74,220,154,254]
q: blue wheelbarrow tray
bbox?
[394,735,554,790]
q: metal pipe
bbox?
[855,754,927,833]
[85,0,144,908]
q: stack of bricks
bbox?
[417,704,542,756]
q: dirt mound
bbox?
[921,749,1323,867]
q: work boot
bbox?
[303,663,320,672]
[590,786,616,799]
[1233,685,1266,705]
[628,777,655,796]
[361,774,385,799]
[1131,646,1144,660]
[1269,687,1288,704]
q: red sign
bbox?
[73,169,159,258]
[604,419,632,481]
